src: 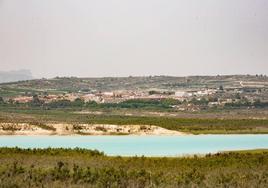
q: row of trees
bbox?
[0,95,182,109]
[225,99,268,108]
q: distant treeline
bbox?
[225,99,268,108]
[0,97,182,110]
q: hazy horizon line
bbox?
[1,69,267,80]
[33,74,268,79]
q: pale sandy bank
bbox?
[0,123,188,136]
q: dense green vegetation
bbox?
[225,99,268,108]
[99,99,181,109]
[0,148,267,187]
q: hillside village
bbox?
[1,75,268,111]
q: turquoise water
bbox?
[0,135,268,156]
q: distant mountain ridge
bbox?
[1,74,267,92]
[0,70,33,83]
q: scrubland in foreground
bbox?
[0,148,267,188]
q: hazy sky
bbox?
[0,0,268,78]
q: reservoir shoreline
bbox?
[0,135,267,157]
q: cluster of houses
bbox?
[11,88,220,104]
[8,85,267,111]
